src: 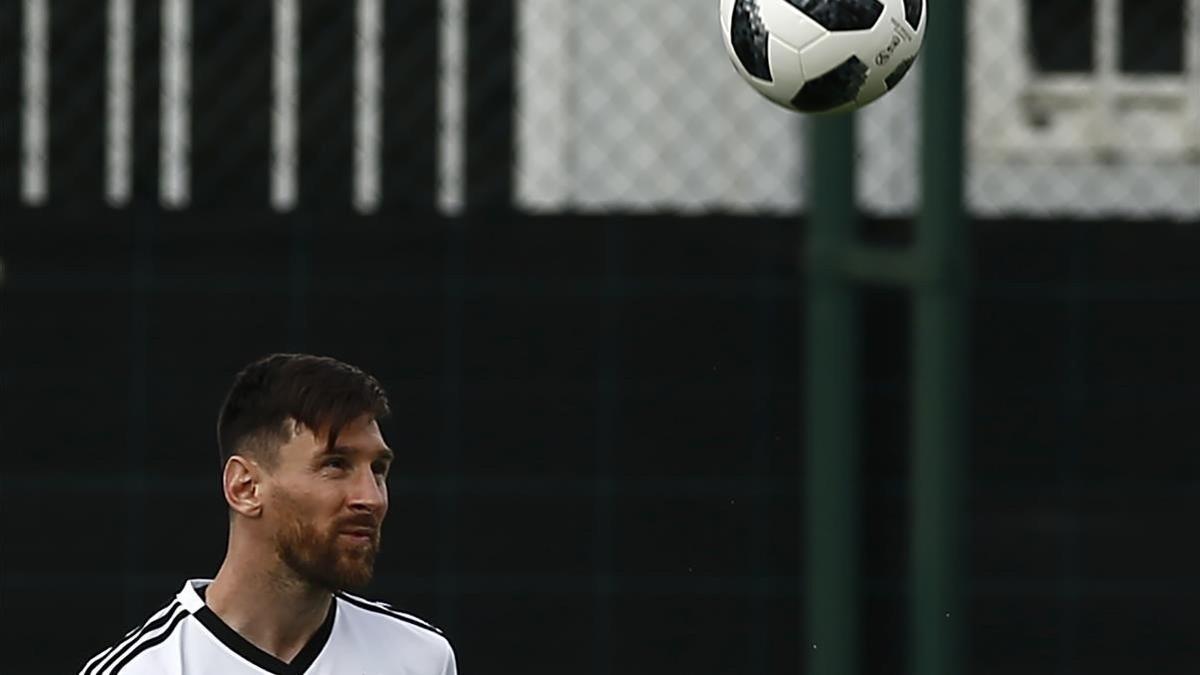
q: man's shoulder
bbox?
[77,598,189,675]
[334,591,451,649]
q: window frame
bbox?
[969,0,1200,161]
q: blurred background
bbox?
[1,0,1198,673]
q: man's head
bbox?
[216,353,394,592]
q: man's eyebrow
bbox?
[324,445,395,462]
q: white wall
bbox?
[515,0,806,214]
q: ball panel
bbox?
[783,0,884,32]
[758,0,828,52]
[730,0,773,81]
[796,31,856,81]
[855,66,887,105]
[789,55,868,112]
[884,55,915,90]
[903,0,923,31]
[764,35,810,104]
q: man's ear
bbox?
[224,455,264,518]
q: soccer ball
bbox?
[719,0,926,114]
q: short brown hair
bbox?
[216,353,391,468]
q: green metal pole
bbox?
[911,0,968,674]
[805,112,860,675]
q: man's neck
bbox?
[204,561,332,664]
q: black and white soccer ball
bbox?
[720,0,926,114]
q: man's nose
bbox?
[348,467,386,512]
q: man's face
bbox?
[263,414,393,592]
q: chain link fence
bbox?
[3,0,1194,217]
[516,0,1200,218]
[515,0,805,213]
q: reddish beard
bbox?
[272,500,380,592]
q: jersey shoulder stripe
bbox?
[82,601,182,675]
[81,601,177,675]
[105,605,189,675]
[336,591,445,637]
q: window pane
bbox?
[1121,0,1184,73]
[1030,0,1095,73]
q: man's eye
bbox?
[323,457,349,470]
[372,463,389,476]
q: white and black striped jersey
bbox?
[78,579,456,675]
